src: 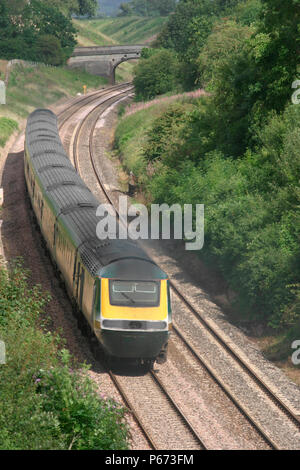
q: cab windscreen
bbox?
[109,280,160,307]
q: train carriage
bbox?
[25,109,171,367]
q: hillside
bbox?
[74,17,167,46]
[73,16,167,83]
[0,63,107,155]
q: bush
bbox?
[133,49,180,100]
[143,99,217,166]
[36,350,128,450]
[0,261,129,449]
[143,103,189,164]
[116,98,300,329]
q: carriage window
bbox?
[109,281,160,307]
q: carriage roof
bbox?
[26,109,166,279]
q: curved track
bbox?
[66,86,207,450]
[55,84,299,450]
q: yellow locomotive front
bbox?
[93,259,172,365]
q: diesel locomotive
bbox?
[25,109,172,368]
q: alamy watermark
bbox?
[0,340,6,364]
[291,80,300,104]
[291,340,300,366]
[96,196,204,251]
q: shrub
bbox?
[0,261,129,449]
[143,103,189,164]
[36,350,128,450]
[119,99,300,328]
[133,49,180,100]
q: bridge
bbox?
[68,45,146,84]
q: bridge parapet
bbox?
[72,45,145,56]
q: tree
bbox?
[155,0,218,88]
[22,0,77,58]
[39,0,97,17]
[47,0,78,17]
[133,49,180,99]
[0,0,77,64]
[251,0,300,110]
[76,0,97,16]
[150,0,176,16]
[118,2,133,16]
[197,19,253,88]
[36,35,64,65]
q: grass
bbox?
[0,63,107,149]
[0,117,18,147]
[115,60,138,83]
[74,17,167,46]
[115,98,174,185]
[74,20,115,46]
[0,59,8,78]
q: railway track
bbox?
[58,84,300,450]
[57,82,132,128]
[107,366,207,450]
[67,87,207,449]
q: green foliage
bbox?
[0,117,18,147]
[133,49,181,100]
[76,0,98,17]
[143,101,203,167]
[36,350,128,450]
[0,0,77,64]
[144,103,187,162]
[0,261,128,449]
[41,0,97,17]
[198,22,258,156]
[232,0,262,25]
[116,97,300,329]
[154,0,247,88]
[115,0,300,356]
[118,2,133,17]
[197,20,253,90]
[36,35,64,66]
[253,0,300,111]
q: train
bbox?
[24,108,172,369]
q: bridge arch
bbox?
[68,45,146,84]
[111,56,139,85]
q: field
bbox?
[74,17,167,46]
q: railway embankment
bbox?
[114,94,300,387]
[0,62,107,160]
[67,87,300,449]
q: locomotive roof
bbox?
[26,109,164,277]
[100,258,168,280]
